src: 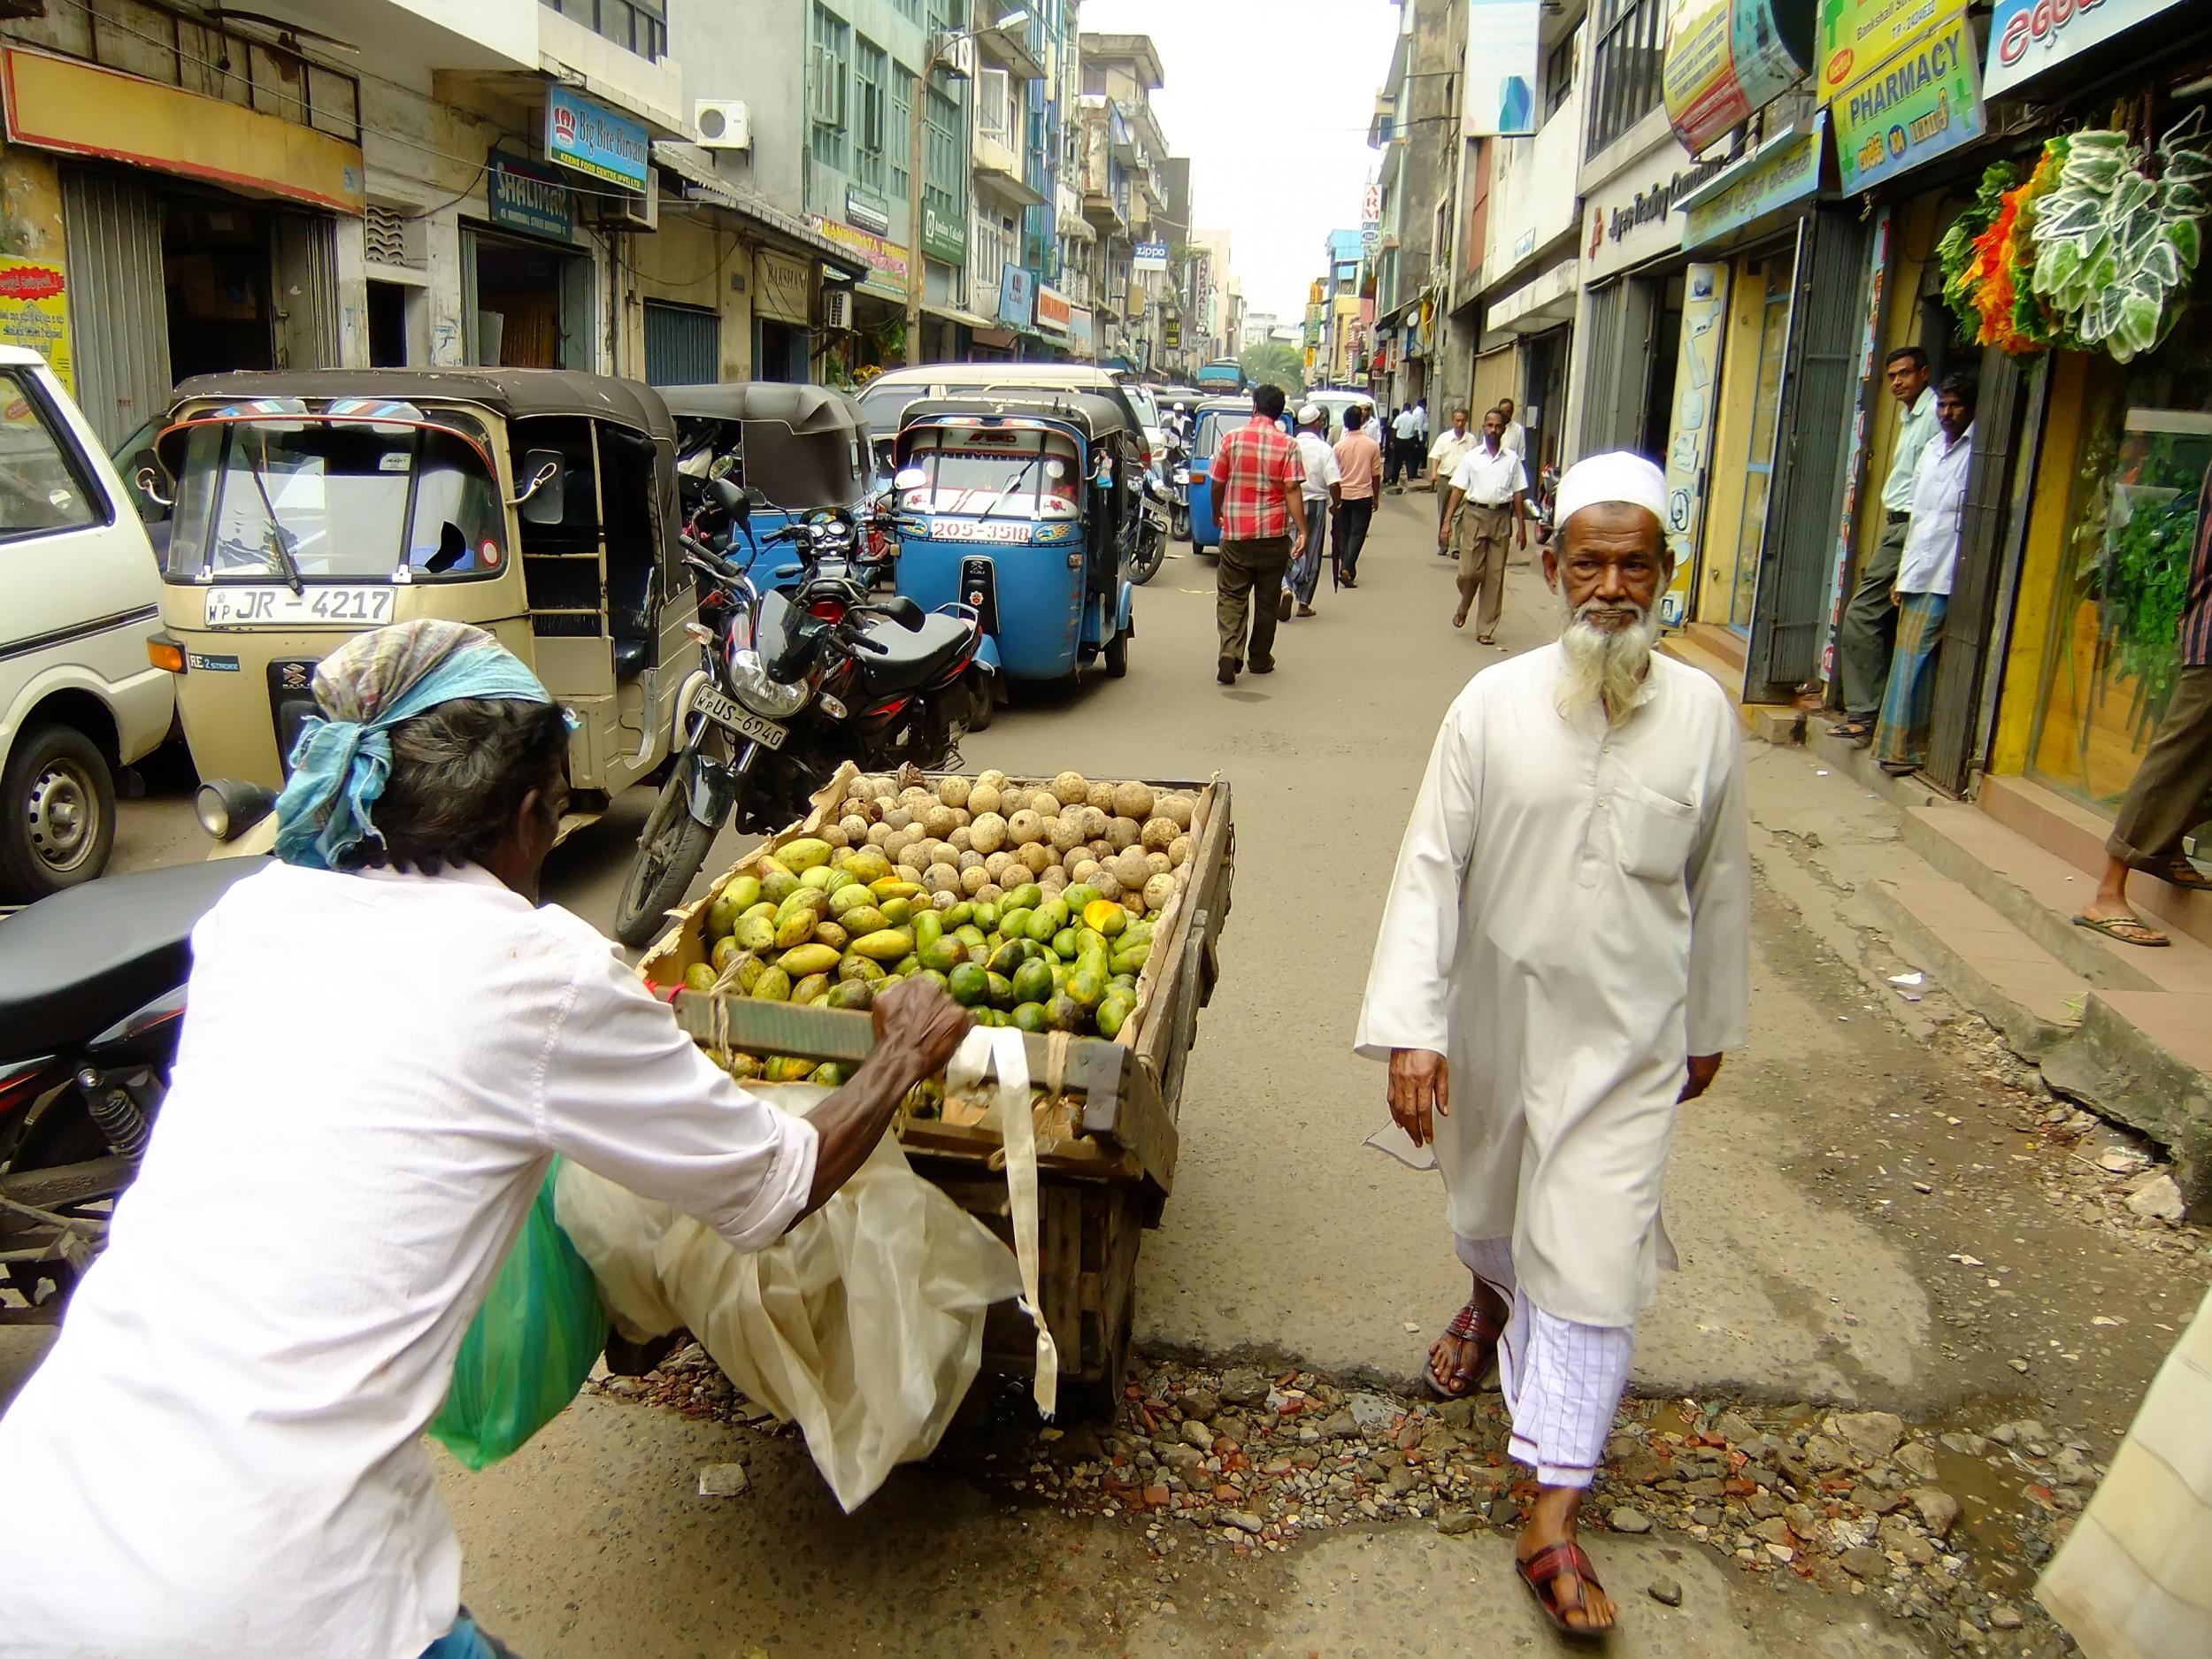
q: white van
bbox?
[0,346,173,900]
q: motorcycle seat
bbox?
[0,857,270,1053]
[860,612,974,688]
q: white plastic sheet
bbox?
[555,1085,1022,1512]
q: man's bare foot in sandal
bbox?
[2079,857,2172,946]
[1425,1279,1508,1397]
[1453,603,1471,629]
[1515,1486,1616,1637]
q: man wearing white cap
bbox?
[1283,403,1342,620]
[1356,452,1750,1637]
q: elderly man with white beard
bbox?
[1355,452,1750,1637]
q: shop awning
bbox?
[651,141,863,281]
[1486,257,1578,334]
[926,301,1003,333]
[1676,113,1825,257]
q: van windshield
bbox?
[165,419,506,582]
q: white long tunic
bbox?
[1354,643,1750,1327]
[0,862,818,1659]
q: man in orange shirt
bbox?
[1333,406,1383,588]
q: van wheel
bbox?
[0,723,115,901]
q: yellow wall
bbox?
[621,212,753,382]
[1988,351,2091,778]
[1695,252,1773,626]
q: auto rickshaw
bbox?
[1187,396,1294,555]
[145,369,697,824]
[657,381,872,558]
[890,394,1136,682]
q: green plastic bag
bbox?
[431,1160,609,1470]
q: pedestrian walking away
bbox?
[1285,402,1342,620]
[1873,375,1975,776]
[0,618,978,1659]
[1208,382,1307,683]
[1333,406,1382,586]
[2076,455,2212,949]
[1426,408,1479,544]
[1832,347,1938,743]
[1389,402,1422,491]
[1357,452,1751,1638]
[1440,408,1528,642]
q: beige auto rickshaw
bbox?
[145,369,697,826]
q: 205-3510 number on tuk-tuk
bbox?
[202,586,398,628]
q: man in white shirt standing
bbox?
[0,619,972,1659]
[1874,374,1976,776]
[1426,407,1479,550]
[1359,452,1750,1638]
[1439,406,1529,642]
[1832,347,1939,745]
[1283,402,1343,620]
[1390,401,1424,492]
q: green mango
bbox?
[1010,1001,1050,1033]
[736,956,769,994]
[706,880,754,939]
[758,865,799,904]
[710,935,741,973]
[879,896,914,926]
[948,962,992,1006]
[826,979,876,1012]
[838,904,888,937]
[1109,973,1137,998]
[892,953,921,978]
[828,882,879,918]
[1109,941,1150,977]
[774,886,824,924]
[1052,926,1079,960]
[849,928,916,962]
[913,910,944,954]
[725,1050,764,1080]
[954,923,987,951]
[822,867,857,895]
[683,962,718,992]
[974,902,999,933]
[976,1007,1007,1027]
[810,1061,849,1086]
[987,938,1038,977]
[733,912,777,952]
[1062,883,1101,914]
[1066,964,1105,1010]
[987,971,1015,1008]
[922,969,950,990]
[941,902,974,929]
[778,837,833,872]
[918,936,966,973]
[778,942,841,979]
[1045,992,1086,1033]
[774,910,821,949]
[998,906,1033,941]
[838,952,887,983]
[1096,992,1133,1040]
[1038,896,1071,932]
[811,920,849,953]
[765,1055,815,1083]
[799,864,836,892]
[1004,882,1043,913]
[752,965,791,1002]
[1010,957,1056,1006]
[791,972,832,1005]
[1025,906,1061,944]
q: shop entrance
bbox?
[463,227,590,370]
[162,198,273,381]
[756,319,810,381]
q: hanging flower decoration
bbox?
[1939,109,2212,365]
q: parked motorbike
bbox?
[1164,433,1194,545]
[1128,464,1172,586]
[1532,460,1560,545]
[611,480,992,947]
[0,840,271,1319]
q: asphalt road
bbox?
[5,487,2196,1655]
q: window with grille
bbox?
[891,72,912,201]
[810,4,850,172]
[1586,0,1665,157]
[855,37,888,191]
[924,82,964,242]
[365,204,422,269]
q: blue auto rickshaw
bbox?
[891,394,1137,682]
[1187,396,1295,555]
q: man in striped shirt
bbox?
[1208,382,1307,684]
[2078,458,2212,947]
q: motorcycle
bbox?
[1128,463,1172,586]
[1165,432,1193,544]
[611,480,992,947]
[0,841,271,1318]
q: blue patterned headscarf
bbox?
[273,619,555,870]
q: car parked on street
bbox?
[0,347,173,902]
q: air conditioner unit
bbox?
[595,173,659,231]
[937,33,976,81]
[823,288,854,331]
[695,99,750,151]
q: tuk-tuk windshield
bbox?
[164,419,506,583]
[900,428,1083,519]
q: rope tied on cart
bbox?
[948,1026,1061,1418]
[272,619,559,870]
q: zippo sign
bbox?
[1984,0,2190,97]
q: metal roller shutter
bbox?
[1470,343,1517,420]
[60,169,171,448]
[643,301,719,386]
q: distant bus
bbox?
[1194,358,1247,394]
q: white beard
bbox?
[1555,590,1662,725]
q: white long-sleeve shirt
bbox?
[1354,645,1750,1326]
[0,861,818,1659]
[1897,423,1974,595]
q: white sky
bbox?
[1073,0,1401,325]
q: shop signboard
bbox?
[1817,0,1957,100]
[1035,284,1072,336]
[998,264,1035,328]
[755,249,813,326]
[0,256,73,393]
[1659,261,1730,626]
[1985,0,2190,98]
[1581,144,1732,283]
[1832,5,1985,193]
[807,215,910,300]
[487,154,572,242]
[1681,113,1824,250]
[1164,318,1181,349]
[922,202,965,266]
[1463,0,1541,136]
[1663,0,1818,159]
[1067,305,1094,353]
[1133,240,1170,273]
[544,86,649,191]
[845,185,892,236]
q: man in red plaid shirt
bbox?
[1209,383,1308,684]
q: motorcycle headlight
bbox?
[1171,465,1190,483]
[726,649,810,718]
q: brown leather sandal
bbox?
[1517,1540,1613,1639]
[1423,1300,1502,1398]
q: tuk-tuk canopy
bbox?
[895,392,1132,450]
[168,368,678,438]
[657,381,870,511]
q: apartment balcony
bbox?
[973,123,1046,207]
[1082,183,1128,237]
[972,0,1046,81]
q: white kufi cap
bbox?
[1554,451,1667,532]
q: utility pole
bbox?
[905,11,1028,368]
